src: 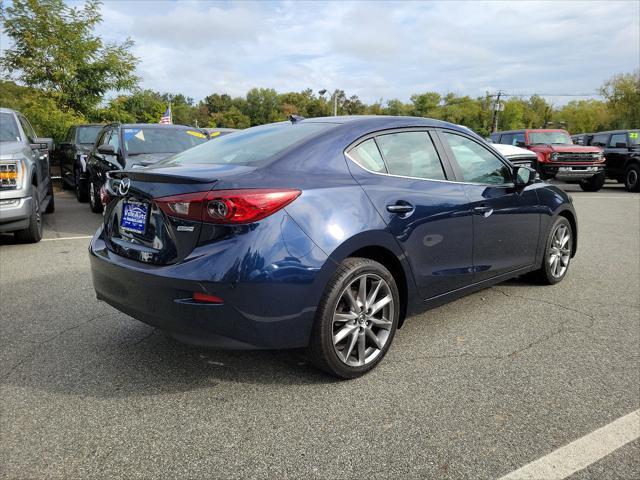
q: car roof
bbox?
[592,129,637,135]
[492,143,537,157]
[118,123,199,129]
[0,107,19,115]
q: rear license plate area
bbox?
[120,201,149,234]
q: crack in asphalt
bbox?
[398,287,599,364]
[1,311,115,381]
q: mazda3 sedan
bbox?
[90,116,577,378]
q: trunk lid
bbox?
[103,164,255,265]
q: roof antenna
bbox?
[288,114,305,123]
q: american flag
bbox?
[159,106,172,124]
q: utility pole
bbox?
[333,92,338,116]
[491,91,503,133]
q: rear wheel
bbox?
[89,180,103,213]
[529,217,572,285]
[75,167,88,202]
[579,172,605,192]
[308,257,400,379]
[15,194,42,243]
[624,163,640,192]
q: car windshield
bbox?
[160,122,334,166]
[123,127,208,155]
[77,126,103,145]
[628,131,639,146]
[528,131,572,145]
[0,112,22,143]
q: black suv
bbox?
[55,124,103,202]
[589,130,640,192]
[86,123,208,213]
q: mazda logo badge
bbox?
[118,178,130,196]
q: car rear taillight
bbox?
[154,189,301,224]
[99,185,113,206]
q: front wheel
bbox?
[579,172,605,192]
[15,195,42,243]
[308,257,400,379]
[624,163,640,192]
[89,180,103,213]
[529,217,572,285]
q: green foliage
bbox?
[1,0,138,116]
[0,81,85,142]
[599,71,640,129]
[554,100,611,133]
[244,88,282,125]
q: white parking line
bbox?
[498,409,640,480]
[41,235,93,242]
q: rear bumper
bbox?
[89,217,329,349]
[541,164,604,179]
[0,196,32,232]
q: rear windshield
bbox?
[77,125,103,145]
[124,127,208,155]
[0,112,21,143]
[160,122,334,166]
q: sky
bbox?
[6,0,640,104]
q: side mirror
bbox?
[30,137,53,151]
[98,144,116,155]
[615,142,628,148]
[514,166,536,186]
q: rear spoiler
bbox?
[108,170,217,184]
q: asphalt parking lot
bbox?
[1,181,638,479]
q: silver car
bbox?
[0,107,55,243]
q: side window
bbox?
[442,132,512,185]
[514,133,525,145]
[610,133,627,147]
[349,138,386,173]
[591,134,608,147]
[499,133,513,145]
[96,129,110,146]
[108,128,120,151]
[375,131,446,180]
[18,115,37,140]
[489,133,501,143]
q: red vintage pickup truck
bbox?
[491,129,605,191]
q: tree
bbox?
[410,92,441,117]
[1,0,138,116]
[244,88,282,125]
[599,71,640,129]
[211,107,250,129]
[554,100,610,133]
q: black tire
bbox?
[579,172,605,192]
[44,180,55,214]
[75,167,88,202]
[624,163,640,192]
[89,179,103,213]
[15,194,43,243]
[528,216,572,285]
[307,257,400,379]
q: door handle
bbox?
[386,203,414,214]
[473,206,494,217]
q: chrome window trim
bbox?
[345,151,515,187]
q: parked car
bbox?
[491,143,538,169]
[90,116,577,378]
[0,107,54,243]
[55,124,103,202]
[202,127,238,139]
[490,129,605,191]
[86,123,208,213]
[571,133,594,146]
[589,130,640,192]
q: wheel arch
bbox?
[324,231,417,329]
[557,209,578,257]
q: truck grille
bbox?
[555,153,597,162]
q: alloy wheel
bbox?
[332,273,394,367]
[548,224,571,278]
[89,182,95,208]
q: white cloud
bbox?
[70,0,640,103]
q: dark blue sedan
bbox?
[90,116,577,378]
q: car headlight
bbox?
[550,153,559,161]
[0,160,25,190]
